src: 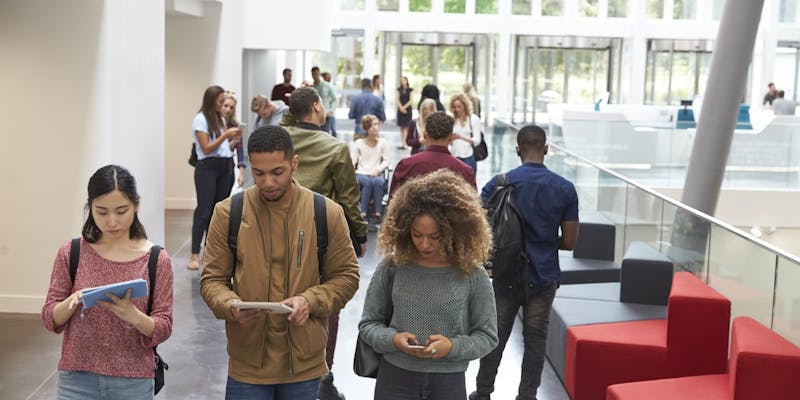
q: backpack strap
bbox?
[313,192,328,278]
[228,191,245,269]
[146,245,163,315]
[69,238,81,285]
[495,172,509,187]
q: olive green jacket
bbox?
[287,122,368,243]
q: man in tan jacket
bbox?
[200,125,359,399]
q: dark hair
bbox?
[777,90,786,98]
[82,165,147,243]
[311,66,320,73]
[418,84,444,111]
[248,125,294,159]
[361,78,372,90]
[517,125,547,151]
[288,86,320,118]
[283,68,292,75]
[199,85,224,138]
[425,111,454,140]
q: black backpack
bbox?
[69,239,168,395]
[484,173,529,285]
[228,191,328,275]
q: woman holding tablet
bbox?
[42,165,174,399]
[359,169,498,399]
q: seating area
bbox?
[564,272,731,400]
[559,212,620,284]
[606,317,800,400]
[547,241,675,382]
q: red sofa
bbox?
[565,272,731,400]
[606,317,800,400]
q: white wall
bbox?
[0,0,164,313]
[164,0,243,210]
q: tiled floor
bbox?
[2,119,570,400]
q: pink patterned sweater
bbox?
[42,239,174,378]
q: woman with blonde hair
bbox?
[221,92,247,190]
[359,169,499,400]
[405,98,437,155]
[463,82,481,118]
[449,92,483,175]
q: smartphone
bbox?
[407,345,426,349]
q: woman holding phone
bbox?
[188,85,242,271]
[359,169,498,399]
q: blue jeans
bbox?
[225,376,320,400]
[475,281,558,400]
[356,174,386,215]
[58,370,153,400]
[458,155,477,176]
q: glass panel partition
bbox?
[496,119,800,345]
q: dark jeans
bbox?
[458,155,477,176]
[475,281,558,400]
[375,358,466,400]
[225,376,319,400]
[192,157,234,254]
[323,116,335,137]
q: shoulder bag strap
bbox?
[385,264,396,325]
[146,245,163,315]
[228,192,245,270]
[69,238,81,285]
[313,193,328,278]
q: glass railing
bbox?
[530,112,800,189]
[494,119,800,346]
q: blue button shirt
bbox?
[348,90,386,134]
[481,163,579,285]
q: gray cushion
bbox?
[572,213,616,261]
[556,282,621,302]
[619,242,674,306]
[546,297,667,381]
[560,256,620,284]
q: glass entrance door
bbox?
[513,36,618,124]
[400,44,473,104]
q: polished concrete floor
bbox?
[2,121,570,399]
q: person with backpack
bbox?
[200,126,359,400]
[470,125,579,400]
[42,165,174,399]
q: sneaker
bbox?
[318,372,345,400]
[468,391,490,400]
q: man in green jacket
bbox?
[285,86,367,400]
[200,126,359,399]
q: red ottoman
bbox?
[565,272,730,400]
[607,317,800,400]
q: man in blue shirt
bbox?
[348,78,385,136]
[470,125,579,400]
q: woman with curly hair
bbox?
[359,169,499,400]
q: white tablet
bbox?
[235,302,294,314]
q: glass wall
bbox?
[608,0,627,17]
[331,30,365,109]
[512,0,532,15]
[409,0,432,12]
[542,0,563,16]
[645,39,713,105]
[672,0,696,20]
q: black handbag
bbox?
[469,117,488,161]
[188,143,198,167]
[353,264,395,378]
[154,351,168,394]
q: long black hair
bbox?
[418,84,445,111]
[82,165,147,243]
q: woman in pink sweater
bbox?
[42,165,174,400]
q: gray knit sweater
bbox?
[358,261,499,373]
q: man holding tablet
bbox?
[200,126,360,400]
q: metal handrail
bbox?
[495,118,800,265]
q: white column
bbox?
[629,0,647,104]
[496,31,512,120]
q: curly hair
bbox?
[378,169,492,274]
[449,92,473,123]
